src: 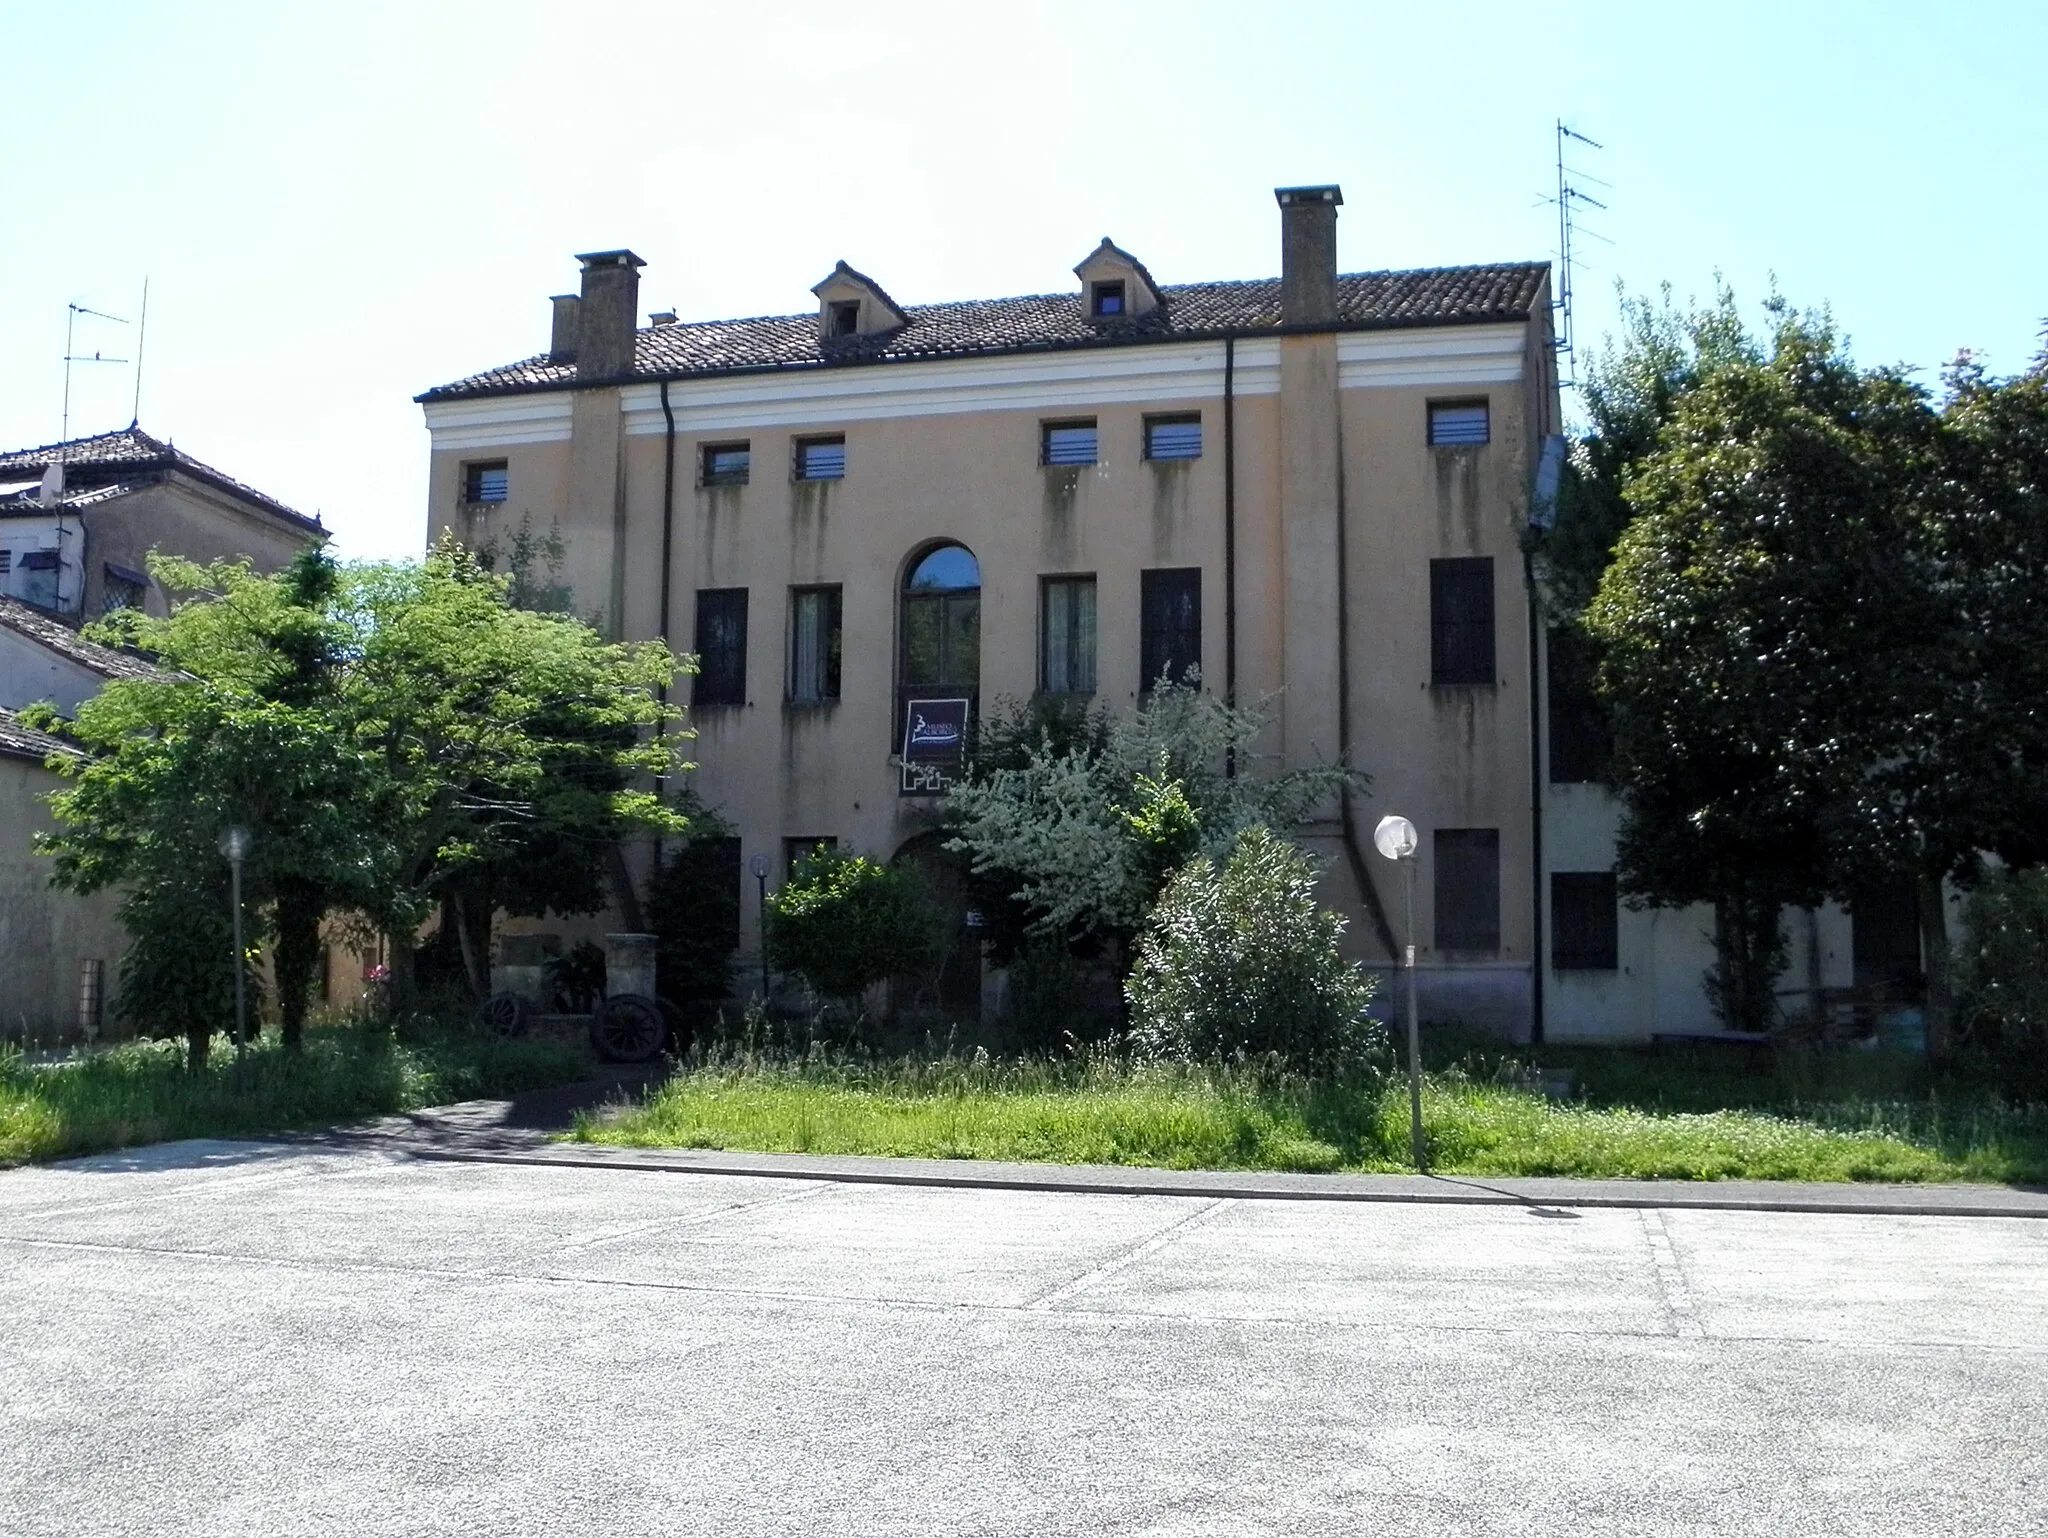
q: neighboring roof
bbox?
[0,426,322,533]
[0,482,130,516]
[0,596,167,684]
[0,707,84,765]
[420,262,1550,402]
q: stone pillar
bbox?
[604,933,658,1000]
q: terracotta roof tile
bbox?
[0,707,84,764]
[0,427,322,533]
[420,262,1549,402]
[0,596,168,684]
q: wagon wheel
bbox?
[478,991,529,1038]
[590,993,667,1064]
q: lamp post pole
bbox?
[1373,815,1427,1173]
[218,825,253,1082]
[749,853,771,1003]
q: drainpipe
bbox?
[1223,336,1237,776]
[1524,548,1546,1045]
[653,378,679,864]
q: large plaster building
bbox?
[420,186,1585,1034]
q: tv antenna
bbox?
[130,279,151,427]
[1547,120,1610,388]
[62,301,130,443]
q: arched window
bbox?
[901,543,980,690]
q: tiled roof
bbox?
[0,482,131,515]
[0,596,168,683]
[0,707,84,765]
[420,262,1550,402]
[0,427,322,533]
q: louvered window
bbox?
[692,588,748,707]
[795,436,845,481]
[1435,829,1501,952]
[1042,420,1098,467]
[1431,558,1495,686]
[1140,568,1201,690]
[1551,872,1618,970]
[1428,401,1490,446]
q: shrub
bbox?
[765,849,945,1004]
[647,815,742,1005]
[1125,826,1380,1074]
[1953,868,2048,1102]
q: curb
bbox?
[401,1145,2048,1220]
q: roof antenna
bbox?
[130,279,150,428]
[1545,120,1611,390]
[62,301,130,444]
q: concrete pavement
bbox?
[2,1138,2044,1535]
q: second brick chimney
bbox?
[1273,185,1343,327]
[573,250,645,379]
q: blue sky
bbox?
[4,0,2042,559]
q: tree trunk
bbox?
[452,890,488,1001]
[186,1025,211,1075]
[607,842,648,934]
[1917,869,1953,1062]
[1706,893,1787,1034]
[384,929,417,1020]
[273,878,325,1051]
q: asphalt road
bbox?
[2,1141,2043,1536]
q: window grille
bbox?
[1428,402,1490,446]
[1092,281,1126,317]
[1042,420,1098,467]
[1145,414,1202,461]
[692,588,748,707]
[463,461,509,503]
[701,443,751,487]
[795,437,846,481]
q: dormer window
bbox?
[1091,281,1126,318]
[1072,238,1163,321]
[830,300,861,337]
[811,261,908,341]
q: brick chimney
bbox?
[1273,186,1343,327]
[549,294,581,362]
[572,250,645,380]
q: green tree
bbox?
[764,848,945,1006]
[1586,301,1949,1034]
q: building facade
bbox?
[421,187,1571,1035]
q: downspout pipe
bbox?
[652,378,679,863]
[1223,336,1238,776]
[1525,549,1546,1044]
[1334,448,1404,963]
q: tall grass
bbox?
[575,1044,2048,1184]
[0,1025,590,1167]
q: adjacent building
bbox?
[419,185,1592,1034]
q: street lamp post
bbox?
[748,853,772,1003]
[1373,815,1426,1172]
[217,824,253,1079]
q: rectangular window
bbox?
[788,585,843,703]
[830,300,860,336]
[1042,419,1098,467]
[1040,575,1098,695]
[463,461,509,503]
[1144,414,1202,461]
[692,588,748,707]
[1547,624,1611,783]
[1140,567,1202,689]
[1091,281,1126,317]
[1428,401,1490,446]
[0,550,11,576]
[783,835,837,878]
[1435,829,1501,953]
[701,442,751,487]
[1551,872,1618,970]
[1431,557,1495,686]
[794,436,846,481]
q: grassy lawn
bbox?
[574,1048,2048,1184]
[0,1025,591,1167]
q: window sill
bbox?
[784,697,841,710]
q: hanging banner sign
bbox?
[900,696,970,794]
